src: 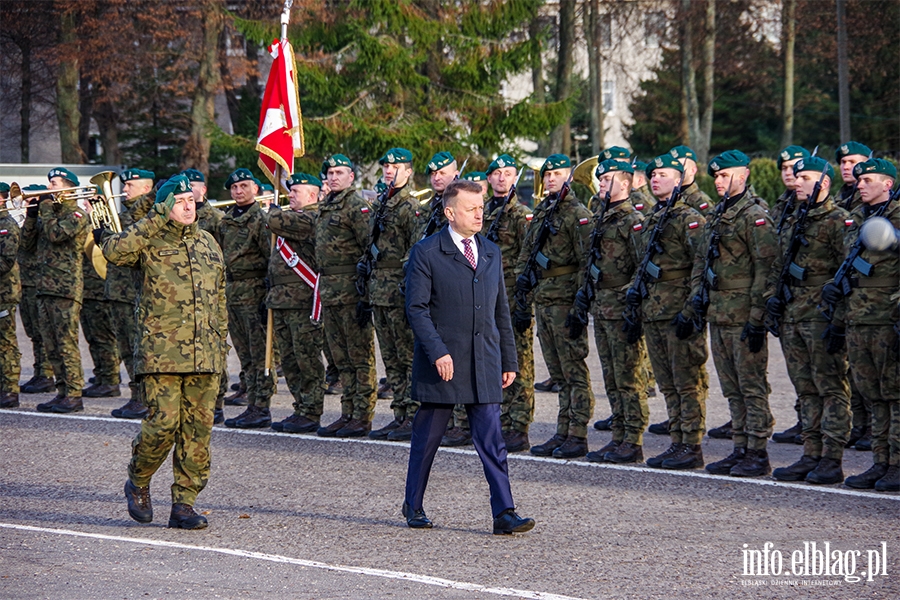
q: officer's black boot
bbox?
[661,443,704,470]
[806,457,844,485]
[730,449,771,477]
[845,463,888,489]
[705,447,745,475]
[772,455,820,481]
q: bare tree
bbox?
[835,0,851,141]
[57,7,84,163]
[183,0,224,173]
[585,0,603,154]
[550,0,576,155]
[681,0,700,152]
[781,0,796,147]
[698,0,715,162]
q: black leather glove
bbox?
[92,227,106,245]
[356,260,369,280]
[740,322,766,353]
[625,286,642,308]
[671,312,694,340]
[513,309,532,334]
[258,301,268,327]
[573,288,591,313]
[26,204,39,219]
[623,319,643,345]
[765,296,785,319]
[822,324,846,355]
[565,311,586,340]
[515,273,532,295]
[820,282,843,305]
[691,294,706,317]
[355,301,373,329]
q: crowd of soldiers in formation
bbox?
[0,139,896,495]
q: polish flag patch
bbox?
[415,211,420,217]
[699,202,709,210]
[74,211,83,219]
[360,207,369,213]
[633,223,643,232]
[0,230,7,235]
[635,203,644,210]
[755,218,766,227]
[526,214,534,221]
[579,217,590,225]
[688,221,699,229]
[844,219,854,227]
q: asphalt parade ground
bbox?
[1,316,898,599]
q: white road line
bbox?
[0,522,585,600]
[3,409,898,502]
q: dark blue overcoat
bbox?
[405,226,518,405]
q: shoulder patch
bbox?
[579,217,590,225]
[635,203,644,210]
[74,211,83,219]
[415,211,420,217]
[360,207,369,213]
[525,214,533,221]
[844,219,854,227]
[699,202,709,210]
[688,221,700,229]
[0,230,7,235]
[633,223,643,232]
[754,218,766,227]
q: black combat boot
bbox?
[49,396,84,413]
[585,440,619,463]
[874,465,900,492]
[223,390,248,406]
[772,455,820,481]
[225,405,271,429]
[593,416,613,431]
[124,480,152,523]
[502,430,530,453]
[647,420,670,436]
[369,417,403,440]
[317,414,351,437]
[529,434,567,457]
[646,443,683,468]
[552,436,588,459]
[806,457,844,485]
[853,428,872,451]
[730,449,771,477]
[168,503,208,529]
[441,426,473,447]
[604,442,643,464]
[707,420,733,440]
[0,392,19,409]
[705,447,746,475]
[846,424,865,448]
[662,443,704,470]
[335,417,371,438]
[213,408,224,425]
[83,383,121,398]
[387,418,414,441]
[281,414,320,434]
[21,375,55,394]
[772,420,802,444]
[111,399,148,419]
[844,463,889,490]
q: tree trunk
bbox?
[835,0,851,141]
[182,0,223,173]
[78,72,93,161]
[529,13,548,155]
[219,24,241,135]
[550,0,575,155]
[680,0,700,152]
[57,9,84,164]
[19,35,31,163]
[697,0,715,164]
[780,0,796,148]
[95,98,121,166]
[586,0,603,154]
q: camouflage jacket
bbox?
[17,215,40,288]
[219,202,270,306]
[770,189,795,231]
[315,187,369,306]
[837,182,862,213]
[104,192,154,304]
[481,194,533,295]
[417,194,447,240]
[82,259,106,302]
[514,192,592,306]
[21,198,89,303]
[102,202,227,375]
[630,198,707,322]
[690,191,777,327]
[681,181,715,216]
[591,188,656,216]
[196,201,225,248]
[0,209,21,305]
[839,200,900,326]
[586,200,644,321]
[266,204,318,311]
[765,198,849,325]
[368,185,419,307]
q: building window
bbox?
[602,79,615,114]
[645,12,666,48]
[599,13,611,49]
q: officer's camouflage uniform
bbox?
[21,198,89,397]
[588,200,648,445]
[692,191,776,449]
[633,197,708,445]
[316,187,376,421]
[219,202,275,409]
[266,204,325,420]
[515,193,595,439]
[0,208,22,395]
[17,232,52,382]
[81,259,120,386]
[766,197,851,460]
[196,200,230,407]
[482,194,535,434]
[103,202,227,506]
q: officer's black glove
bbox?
[356,260,369,280]
[92,227,106,246]
[565,311,586,340]
[820,282,843,305]
[623,319,643,345]
[822,324,846,355]
[258,301,268,327]
[355,301,373,329]
[515,273,533,295]
[625,286,642,308]
[740,322,766,353]
[691,294,706,317]
[671,312,694,340]
[513,309,532,334]
[573,288,591,313]
[765,296,785,318]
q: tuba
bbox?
[572,156,600,196]
[83,171,124,279]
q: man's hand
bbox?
[355,301,373,328]
[515,273,533,295]
[740,322,766,353]
[625,286,642,308]
[356,260,369,280]
[435,354,453,381]
[766,296,784,318]
[671,312,694,340]
[691,293,706,316]
[822,324,846,355]
[573,288,591,313]
[513,309,532,334]
[820,282,843,305]
[502,372,516,389]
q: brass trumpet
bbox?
[8,182,99,207]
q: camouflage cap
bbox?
[486,153,517,175]
[540,153,572,177]
[777,145,810,169]
[595,159,634,177]
[835,141,872,161]
[425,151,455,175]
[646,154,685,176]
[463,171,487,182]
[121,168,156,183]
[601,146,631,160]
[324,154,353,173]
[224,168,255,190]
[155,174,192,204]
[180,168,205,183]
[0,182,9,194]
[287,172,322,188]
[668,145,696,161]
[378,147,413,165]
[852,158,897,180]
[707,149,750,175]
[48,167,79,186]
[793,156,835,181]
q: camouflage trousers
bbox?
[0,304,21,394]
[80,298,121,386]
[109,300,141,404]
[643,319,708,445]
[323,303,376,421]
[37,295,83,397]
[19,285,52,379]
[535,304,594,439]
[642,342,657,391]
[227,302,275,408]
[780,321,851,460]
[594,318,648,445]
[128,373,217,505]
[847,325,899,465]
[273,308,325,419]
[710,324,774,450]
[324,340,339,384]
[373,305,416,420]
[849,371,870,431]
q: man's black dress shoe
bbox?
[492,509,535,535]
[402,501,433,529]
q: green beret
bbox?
[707,150,750,175]
[0,182,9,194]
[487,154,517,175]
[595,159,633,177]
[23,184,48,192]
[632,160,648,174]
[320,159,329,180]
[793,156,835,181]
[47,167,79,186]
[463,171,487,182]
[852,158,897,180]
[260,183,274,192]
[252,178,263,189]
[121,168,156,183]
[374,180,387,194]
[379,147,413,165]
[777,145,809,169]
[324,154,353,173]
[224,168,255,190]
[835,141,871,161]
[668,145,696,161]
[540,154,572,177]
[646,154,684,176]
[425,151,455,175]
[287,172,322,188]
[180,168,204,183]
[155,174,191,204]
[601,146,631,161]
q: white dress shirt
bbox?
[448,225,479,267]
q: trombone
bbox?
[209,193,276,209]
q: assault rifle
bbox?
[355,180,397,297]
[421,157,468,240]
[693,177,734,331]
[567,188,612,338]
[776,190,796,235]
[486,167,525,243]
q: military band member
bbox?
[0,191,22,408]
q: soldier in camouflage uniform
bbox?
[580,159,648,464]
[694,151,777,477]
[480,154,535,453]
[0,194,22,408]
[267,173,326,434]
[668,146,715,216]
[80,257,121,397]
[630,159,656,217]
[22,168,89,413]
[625,155,708,470]
[515,154,594,459]
[364,148,420,442]
[767,156,852,485]
[107,175,227,530]
[316,154,377,437]
[829,158,899,492]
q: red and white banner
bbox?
[257,38,305,189]
[275,236,321,322]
